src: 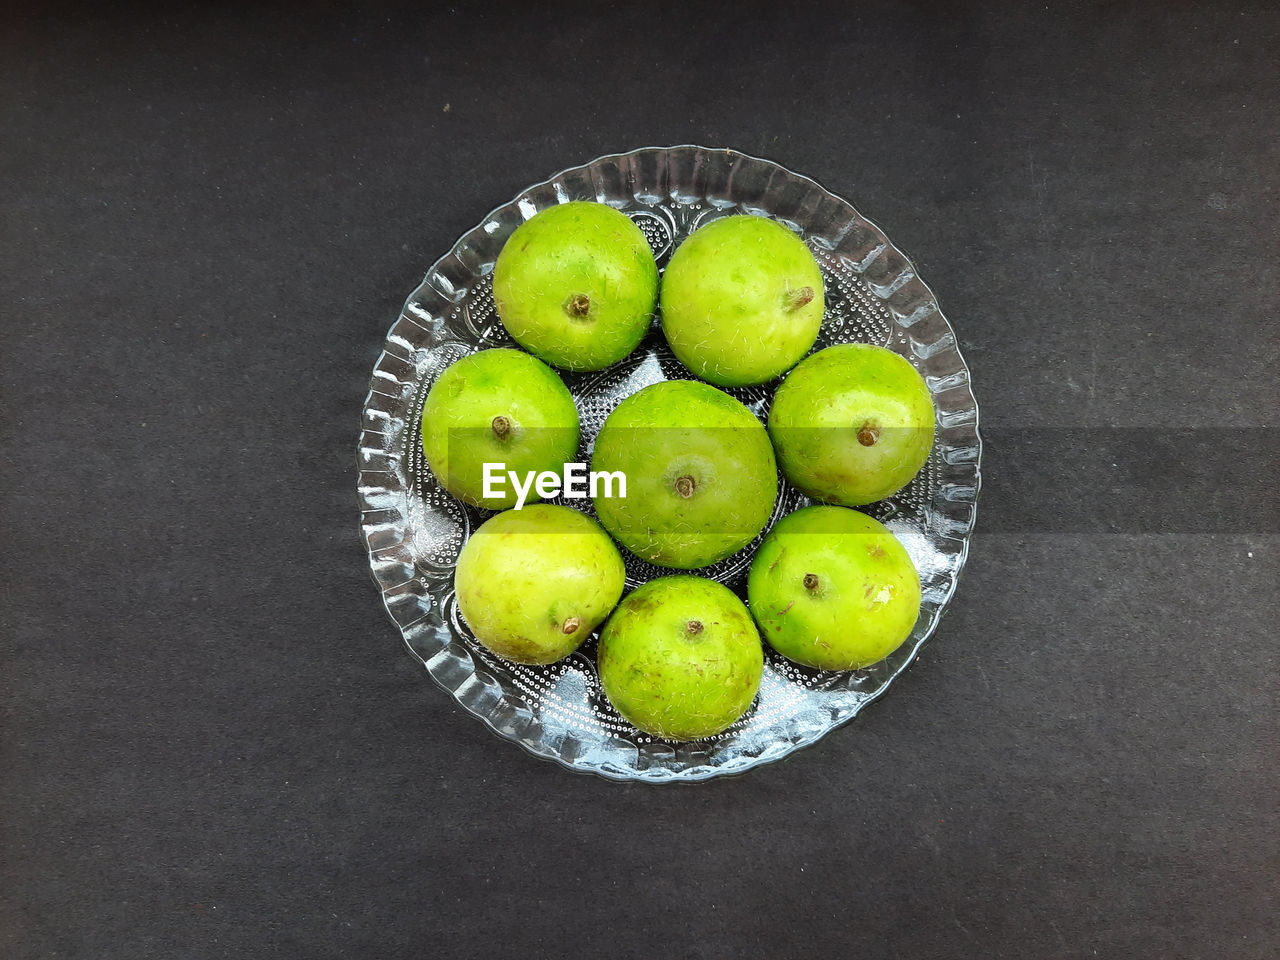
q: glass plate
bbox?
[358,146,981,782]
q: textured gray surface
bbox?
[3,2,1277,958]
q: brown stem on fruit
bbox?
[561,616,580,635]
[803,573,820,592]
[491,415,512,440]
[686,620,704,636]
[564,293,591,319]
[856,422,880,447]
[674,475,696,499]
[783,285,815,312]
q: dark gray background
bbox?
[4,2,1276,958]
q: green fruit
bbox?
[747,505,921,671]
[769,343,935,506]
[659,214,825,387]
[591,380,777,569]
[598,576,763,740]
[420,348,579,509]
[493,202,659,371]
[455,504,625,665]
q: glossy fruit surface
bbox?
[455,505,625,665]
[493,202,658,371]
[660,214,824,386]
[769,343,935,505]
[747,505,921,671]
[420,348,579,509]
[598,576,763,740]
[591,380,777,569]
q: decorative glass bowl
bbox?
[358,146,981,782]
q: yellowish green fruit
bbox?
[420,348,579,509]
[768,343,935,506]
[747,505,921,671]
[455,504,625,665]
[493,202,658,371]
[660,215,824,386]
[591,380,777,569]
[598,576,763,740]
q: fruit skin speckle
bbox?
[598,576,763,741]
[493,202,658,372]
[660,214,825,387]
[591,380,778,570]
[420,348,579,509]
[768,343,935,506]
[747,505,921,671]
[454,504,625,665]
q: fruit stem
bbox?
[561,616,580,635]
[564,293,591,319]
[803,573,820,592]
[856,422,880,447]
[674,475,696,499]
[783,285,815,312]
[686,620,704,636]
[491,415,512,440]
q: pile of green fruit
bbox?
[421,201,936,742]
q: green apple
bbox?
[768,343,935,505]
[598,576,763,740]
[747,505,921,671]
[493,201,659,371]
[420,348,579,509]
[591,380,777,569]
[454,504,625,665]
[659,214,824,387]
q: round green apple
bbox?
[768,343,935,506]
[493,201,658,371]
[659,214,824,387]
[747,505,921,671]
[420,348,579,509]
[598,576,763,740]
[455,504,625,665]
[591,380,777,569]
